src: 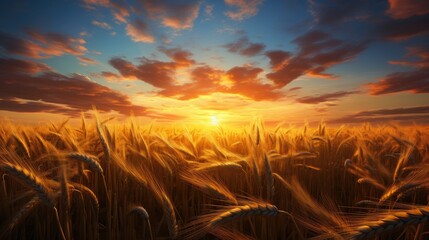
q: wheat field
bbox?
[0,115,428,240]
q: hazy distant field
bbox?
[0,116,428,240]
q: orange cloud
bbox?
[83,0,130,23]
[225,66,283,100]
[387,0,429,19]
[367,70,429,95]
[224,0,263,21]
[0,58,146,117]
[0,31,87,59]
[77,56,99,65]
[141,0,201,30]
[108,49,283,101]
[109,57,177,88]
[266,30,367,88]
[266,50,291,70]
[159,47,196,67]
[368,46,429,95]
[126,18,155,43]
[158,65,224,100]
[0,58,52,74]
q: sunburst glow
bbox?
[210,115,219,126]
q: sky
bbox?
[0,0,428,126]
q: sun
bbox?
[210,115,219,126]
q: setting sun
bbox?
[210,115,219,126]
[0,1,429,239]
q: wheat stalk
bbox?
[8,196,41,231]
[66,152,103,174]
[162,193,178,239]
[0,163,54,208]
[70,183,99,210]
[129,206,153,240]
[194,161,242,172]
[263,153,275,199]
[208,202,278,228]
[349,206,429,239]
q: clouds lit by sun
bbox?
[0,0,428,125]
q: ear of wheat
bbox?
[0,162,54,208]
[66,152,103,174]
[208,202,278,228]
[348,206,429,240]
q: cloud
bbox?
[265,50,291,70]
[308,0,373,25]
[386,0,429,19]
[0,31,87,59]
[224,37,266,57]
[109,50,282,101]
[266,30,367,87]
[379,14,429,40]
[296,90,359,104]
[159,46,196,67]
[308,1,429,41]
[330,105,429,124]
[97,71,126,82]
[77,56,99,65]
[92,20,111,29]
[140,0,201,30]
[0,32,46,58]
[204,4,214,20]
[27,30,87,55]
[368,46,429,95]
[0,58,146,116]
[225,66,284,100]
[159,65,283,101]
[158,65,224,100]
[368,69,429,95]
[83,0,130,23]
[109,57,177,88]
[0,57,52,74]
[288,87,302,92]
[108,47,195,87]
[388,47,429,68]
[126,18,155,43]
[224,0,263,21]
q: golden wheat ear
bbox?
[348,206,429,240]
[0,162,54,208]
